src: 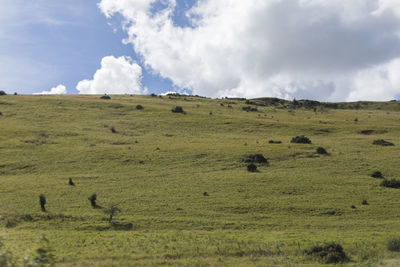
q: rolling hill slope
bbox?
[0,94,400,266]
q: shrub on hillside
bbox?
[371,171,383,178]
[380,179,400,189]
[316,147,328,155]
[88,194,98,208]
[304,242,348,264]
[242,106,258,112]
[243,154,268,164]
[268,140,282,144]
[68,178,75,186]
[388,238,400,252]
[171,106,185,113]
[247,164,258,172]
[373,139,394,146]
[110,126,117,133]
[291,135,311,144]
[100,95,111,100]
[39,194,46,212]
[0,91,6,96]
[360,130,375,135]
[136,105,144,110]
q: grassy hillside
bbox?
[0,94,400,266]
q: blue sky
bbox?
[1,0,399,100]
[0,0,178,95]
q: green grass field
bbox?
[1,95,400,266]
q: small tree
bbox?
[39,195,46,212]
[104,203,121,223]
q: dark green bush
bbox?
[380,179,400,189]
[247,164,258,172]
[88,194,98,208]
[268,140,282,144]
[316,147,328,155]
[388,237,400,252]
[242,106,258,112]
[304,242,348,264]
[291,135,311,144]
[362,200,369,205]
[136,105,144,110]
[243,154,268,164]
[360,130,375,135]
[373,139,394,146]
[100,95,111,100]
[110,126,117,133]
[371,171,383,178]
[171,106,185,113]
[0,91,6,96]
[39,195,46,212]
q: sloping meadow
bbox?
[0,95,400,265]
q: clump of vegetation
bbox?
[68,178,75,186]
[150,93,157,97]
[304,242,348,264]
[203,192,209,196]
[243,154,268,164]
[380,179,400,189]
[360,130,375,135]
[0,112,3,116]
[110,126,117,133]
[104,203,121,223]
[316,147,328,155]
[0,91,6,96]
[136,105,144,110]
[171,106,185,113]
[242,106,258,112]
[247,164,258,172]
[39,194,46,212]
[371,171,383,178]
[373,139,394,146]
[100,95,111,100]
[291,135,311,144]
[268,140,282,144]
[387,237,400,252]
[362,200,369,205]
[88,194,98,208]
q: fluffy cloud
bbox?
[99,0,400,101]
[34,84,67,95]
[76,56,144,94]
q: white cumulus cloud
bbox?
[99,0,400,101]
[76,56,144,94]
[34,84,67,95]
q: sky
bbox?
[1,0,400,101]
